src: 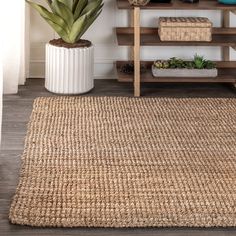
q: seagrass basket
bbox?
[158,17,213,42]
[128,0,150,6]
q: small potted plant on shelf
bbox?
[152,54,217,78]
[27,0,103,94]
[120,62,147,74]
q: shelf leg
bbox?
[133,7,141,97]
[222,10,230,61]
[221,11,235,88]
[129,9,134,60]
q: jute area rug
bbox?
[9,97,236,228]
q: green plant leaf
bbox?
[74,0,88,20]
[72,0,81,13]
[72,1,103,42]
[26,0,70,34]
[26,0,104,44]
[52,0,74,29]
[69,14,87,43]
[44,0,54,11]
[81,0,102,16]
[44,18,71,43]
[76,10,102,41]
[58,0,73,11]
[82,2,103,21]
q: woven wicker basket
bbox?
[158,17,213,42]
[128,0,150,6]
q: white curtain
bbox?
[0,44,2,143]
[0,1,29,94]
[0,1,29,142]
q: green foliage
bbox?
[154,55,216,69]
[26,0,104,44]
[193,54,206,69]
[204,60,216,69]
[154,60,169,69]
[169,57,185,69]
[193,54,216,69]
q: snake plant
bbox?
[26,0,104,44]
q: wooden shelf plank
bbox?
[116,61,236,83]
[117,0,236,10]
[116,27,236,47]
[117,27,236,35]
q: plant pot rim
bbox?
[49,38,92,49]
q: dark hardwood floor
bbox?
[1,79,236,236]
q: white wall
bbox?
[29,0,236,79]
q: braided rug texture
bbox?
[9,97,236,227]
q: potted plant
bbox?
[27,0,103,94]
[152,55,217,78]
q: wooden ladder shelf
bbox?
[116,0,236,97]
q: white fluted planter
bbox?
[45,43,94,94]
